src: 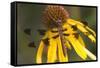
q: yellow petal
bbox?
[86,26,96,37]
[83,47,96,60]
[77,24,87,32]
[64,33,85,49]
[78,35,85,47]
[88,34,96,43]
[67,18,96,43]
[67,18,77,25]
[36,41,44,63]
[67,18,96,37]
[56,37,68,62]
[65,40,71,49]
[68,36,87,60]
[63,22,75,34]
[47,38,57,63]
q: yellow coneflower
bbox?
[36,5,96,64]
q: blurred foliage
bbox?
[17,3,97,65]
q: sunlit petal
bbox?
[67,18,96,43]
[64,39,72,49]
[36,41,44,63]
[78,35,85,47]
[47,38,57,63]
[83,47,96,60]
[68,36,87,60]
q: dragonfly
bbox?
[25,5,96,63]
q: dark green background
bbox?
[17,3,97,65]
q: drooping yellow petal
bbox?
[47,38,57,63]
[56,37,68,62]
[63,22,75,34]
[86,26,96,37]
[67,18,78,25]
[88,34,96,43]
[68,36,87,60]
[78,35,85,47]
[67,18,96,37]
[64,38,71,49]
[63,22,72,30]
[83,47,96,60]
[36,41,44,63]
[67,18,96,43]
[64,32,85,48]
[65,41,71,49]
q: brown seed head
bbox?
[42,5,69,29]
